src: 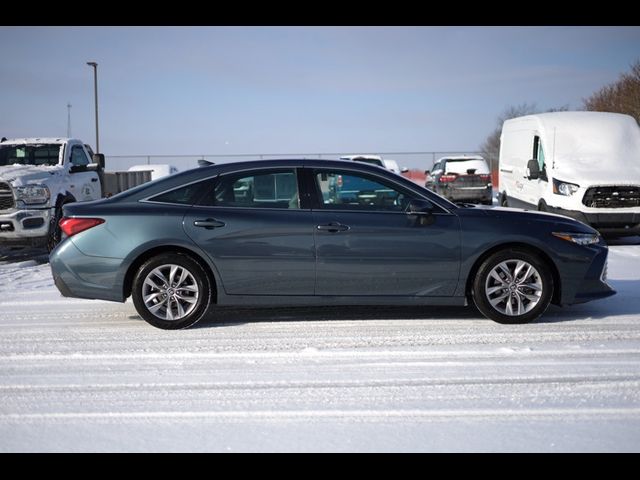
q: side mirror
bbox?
[86,163,101,172]
[424,170,431,176]
[407,198,434,215]
[92,153,105,170]
[526,159,540,180]
[69,164,87,173]
[401,167,409,173]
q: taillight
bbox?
[337,175,343,187]
[479,174,491,182]
[439,174,458,183]
[59,217,105,237]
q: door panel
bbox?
[313,211,461,296]
[183,208,316,295]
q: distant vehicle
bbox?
[50,159,614,330]
[340,155,386,168]
[499,111,640,236]
[129,164,179,181]
[424,156,492,205]
[0,137,153,250]
[382,159,401,174]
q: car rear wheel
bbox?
[471,249,553,324]
[132,253,212,330]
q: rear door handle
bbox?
[316,222,350,233]
[193,218,226,229]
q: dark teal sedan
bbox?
[49,159,614,329]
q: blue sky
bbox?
[1,26,639,167]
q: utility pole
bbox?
[66,102,72,137]
[86,61,99,153]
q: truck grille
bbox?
[0,181,15,211]
[582,186,640,208]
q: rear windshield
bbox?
[0,144,61,167]
[444,159,489,174]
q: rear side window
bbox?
[148,179,211,205]
[198,169,300,209]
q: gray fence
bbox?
[105,151,491,173]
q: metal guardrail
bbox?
[105,151,492,173]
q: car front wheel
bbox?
[472,249,553,324]
[132,253,212,330]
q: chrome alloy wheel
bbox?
[484,260,543,316]
[142,264,199,321]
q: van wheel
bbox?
[500,193,509,207]
[471,249,553,324]
[538,200,548,212]
[132,253,213,330]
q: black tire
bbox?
[538,200,548,212]
[500,192,509,207]
[471,248,553,324]
[132,252,213,330]
[46,205,64,252]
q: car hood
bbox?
[459,204,598,233]
[0,164,65,187]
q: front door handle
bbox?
[193,218,226,229]
[316,222,350,233]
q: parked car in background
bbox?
[425,155,492,205]
[50,158,614,330]
[340,155,386,168]
[499,111,640,237]
[129,164,179,181]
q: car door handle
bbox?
[316,222,350,233]
[193,218,226,229]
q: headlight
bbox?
[14,184,50,205]
[553,178,580,196]
[552,232,600,246]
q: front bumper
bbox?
[546,205,640,236]
[561,245,616,306]
[0,207,52,245]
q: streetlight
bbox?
[86,61,99,153]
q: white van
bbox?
[498,111,640,236]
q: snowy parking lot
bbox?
[1,240,640,452]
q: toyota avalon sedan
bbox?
[49,159,615,329]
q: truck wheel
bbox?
[471,248,553,324]
[46,206,63,252]
[132,252,213,330]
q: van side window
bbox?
[533,136,547,180]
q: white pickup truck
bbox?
[0,137,155,250]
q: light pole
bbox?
[86,61,99,153]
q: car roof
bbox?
[437,155,485,162]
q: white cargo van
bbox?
[498,111,640,236]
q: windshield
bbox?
[0,144,61,167]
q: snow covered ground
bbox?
[1,239,640,452]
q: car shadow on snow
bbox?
[0,246,49,265]
[539,279,640,323]
[191,304,482,328]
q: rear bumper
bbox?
[49,239,125,302]
[440,185,492,203]
[546,206,640,236]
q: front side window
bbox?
[314,169,412,212]
[70,145,90,167]
[533,136,546,174]
[199,169,300,209]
